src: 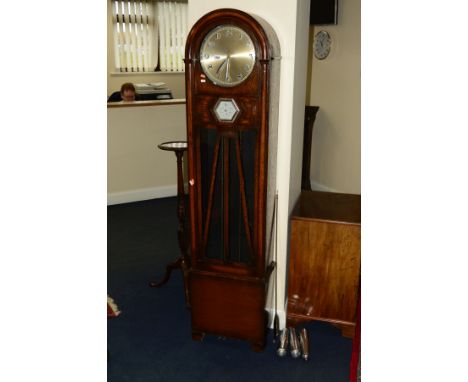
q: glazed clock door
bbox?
[184,8,279,351]
[198,110,257,266]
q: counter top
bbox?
[107,98,186,108]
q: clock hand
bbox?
[225,57,230,81]
[216,59,227,75]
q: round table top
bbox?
[158,140,188,152]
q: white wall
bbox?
[308,0,361,193]
[107,103,187,205]
[189,0,310,328]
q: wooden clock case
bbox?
[184,8,280,351]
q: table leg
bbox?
[149,149,190,308]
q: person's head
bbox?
[120,83,136,102]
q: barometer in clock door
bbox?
[184,8,280,351]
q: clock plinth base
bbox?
[189,269,268,350]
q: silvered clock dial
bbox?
[200,25,256,87]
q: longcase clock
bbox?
[184,8,280,351]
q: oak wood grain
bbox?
[287,191,361,336]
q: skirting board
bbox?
[310,180,338,193]
[107,185,177,205]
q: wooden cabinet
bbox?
[287,190,360,337]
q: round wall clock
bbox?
[313,30,332,60]
[200,25,256,87]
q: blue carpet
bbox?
[108,197,353,381]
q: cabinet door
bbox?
[288,219,360,324]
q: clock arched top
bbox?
[185,8,272,62]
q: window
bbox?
[111,0,188,72]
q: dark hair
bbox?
[120,82,135,94]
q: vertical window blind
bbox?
[112,0,187,72]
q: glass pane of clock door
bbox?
[228,130,256,264]
[199,127,223,260]
[199,127,257,265]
